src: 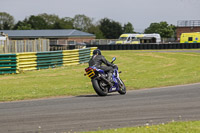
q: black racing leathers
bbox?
[89,55,114,77]
[89,55,112,68]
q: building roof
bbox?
[0,29,95,38]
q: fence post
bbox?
[32,40,35,52]
[38,38,41,52]
[41,39,43,51]
[24,40,26,52]
[47,39,50,51]
[14,40,17,53]
[4,40,7,53]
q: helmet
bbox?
[93,49,101,55]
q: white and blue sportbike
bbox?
[85,57,126,96]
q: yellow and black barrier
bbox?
[17,52,37,71]
[0,47,97,75]
[63,49,79,66]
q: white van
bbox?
[116,33,161,44]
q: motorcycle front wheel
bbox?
[117,78,126,95]
[92,78,108,96]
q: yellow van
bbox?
[115,33,161,44]
[180,32,200,43]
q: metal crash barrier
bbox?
[0,47,97,75]
[0,54,18,74]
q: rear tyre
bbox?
[117,78,126,95]
[92,78,108,96]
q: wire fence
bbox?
[0,39,50,54]
[90,39,118,45]
[177,20,200,27]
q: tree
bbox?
[170,24,177,38]
[99,18,123,39]
[123,22,134,33]
[73,14,93,32]
[144,21,175,38]
[27,15,48,29]
[0,12,15,30]
[53,17,74,29]
[38,13,60,29]
[3,22,10,30]
[87,24,104,39]
[13,19,32,30]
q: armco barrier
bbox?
[0,47,97,75]
[62,49,80,66]
[86,43,200,50]
[79,48,91,64]
[17,52,37,71]
[0,54,18,74]
[36,51,63,69]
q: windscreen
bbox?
[119,37,127,40]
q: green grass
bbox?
[0,64,92,101]
[103,50,200,89]
[1,50,200,101]
[82,121,200,133]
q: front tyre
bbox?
[92,78,108,96]
[117,78,126,95]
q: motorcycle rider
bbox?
[89,49,115,83]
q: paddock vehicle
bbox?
[116,33,161,44]
[85,57,126,96]
[180,32,200,43]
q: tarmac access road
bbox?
[0,83,200,133]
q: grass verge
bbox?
[82,121,200,133]
[1,50,200,101]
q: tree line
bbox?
[0,12,176,39]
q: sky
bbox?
[1,0,200,32]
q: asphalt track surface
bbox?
[0,83,200,133]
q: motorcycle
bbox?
[85,57,126,96]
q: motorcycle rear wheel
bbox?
[92,78,108,96]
